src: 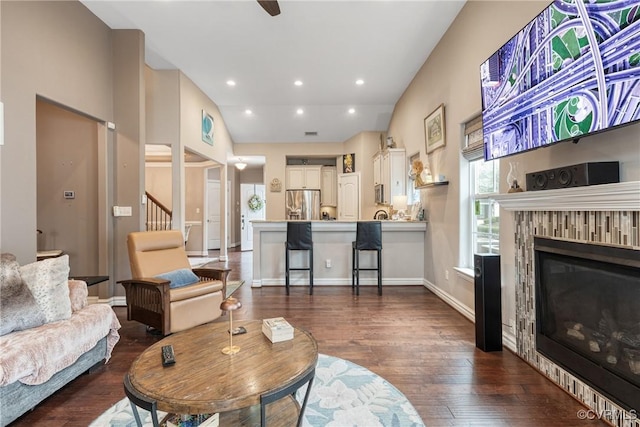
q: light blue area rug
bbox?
[90,354,424,427]
[225,280,244,298]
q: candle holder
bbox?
[507,161,524,193]
[220,297,242,355]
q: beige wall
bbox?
[179,73,232,165]
[178,73,234,257]
[343,131,383,220]
[145,68,180,145]
[144,67,237,255]
[234,142,345,219]
[1,1,113,262]
[1,2,147,299]
[388,0,640,331]
[185,166,205,251]
[234,132,387,220]
[145,162,232,253]
[2,1,238,297]
[36,100,99,278]
[112,30,146,294]
[145,165,172,209]
[239,167,264,184]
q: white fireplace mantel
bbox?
[493,181,640,211]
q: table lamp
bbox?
[220,297,242,355]
[392,195,408,220]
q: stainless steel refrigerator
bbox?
[285,190,321,220]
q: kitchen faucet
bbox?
[374,209,388,220]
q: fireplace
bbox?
[534,236,640,411]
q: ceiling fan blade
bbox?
[257,0,281,16]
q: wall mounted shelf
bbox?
[416,181,449,189]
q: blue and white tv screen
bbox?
[481,0,640,160]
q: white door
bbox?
[207,180,221,249]
[241,184,266,251]
[338,173,360,220]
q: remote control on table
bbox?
[161,345,176,366]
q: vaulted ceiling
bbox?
[82,0,466,144]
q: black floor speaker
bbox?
[474,254,502,352]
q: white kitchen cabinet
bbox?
[373,153,382,186]
[321,166,337,206]
[286,166,322,189]
[374,148,405,205]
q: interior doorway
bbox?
[240,183,266,251]
[36,99,100,276]
[207,180,221,249]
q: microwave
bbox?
[374,184,384,204]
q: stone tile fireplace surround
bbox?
[495,182,640,426]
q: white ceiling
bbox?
[81,0,465,145]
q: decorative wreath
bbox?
[248,194,263,212]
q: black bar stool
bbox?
[352,221,382,296]
[285,221,314,295]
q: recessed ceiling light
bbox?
[226,80,236,86]
[296,108,304,115]
[245,109,253,115]
[294,80,303,86]
[355,79,364,86]
[348,108,356,114]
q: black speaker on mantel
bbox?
[474,254,502,352]
[525,161,619,191]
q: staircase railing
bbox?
[145,191,172,231]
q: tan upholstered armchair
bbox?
[118,230,230,336]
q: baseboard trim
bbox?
[423,279,475,322]
[423,279,516,351]
[89,295,126,306]
[186,250,208,256]
[253,277,425,288]
[502,331,517,352]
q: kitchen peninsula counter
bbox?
[251,220,427,289]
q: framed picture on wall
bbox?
[343,153,355,173]
[424,104,446,153]
[202,110,214,146]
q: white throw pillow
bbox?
[20,255,72,323]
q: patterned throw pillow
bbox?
[0,253,47,336]
[20,255,72,323]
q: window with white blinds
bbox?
[459,113,500,269]
[462,114,484,161]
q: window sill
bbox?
[453,267,474,283]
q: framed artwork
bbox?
[343,153,355,173]
[202,110,214,146]
[424,104,446,153]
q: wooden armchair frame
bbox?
[119,267,229,335]
[118,229,230,336]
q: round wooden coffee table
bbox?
[128,319,317,425]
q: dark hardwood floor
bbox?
[11,248,606,426]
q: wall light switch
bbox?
[113,206,133,217]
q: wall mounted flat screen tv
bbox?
[481,0,640,161]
